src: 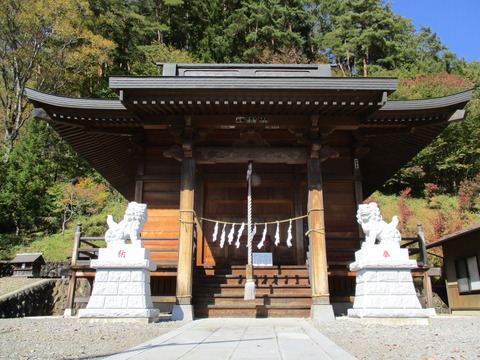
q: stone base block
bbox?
[63,308,75,317]
[91,245,156,271]
[350,244,417,271]
[78,244,159,322]
[310,304,335,322]
[78,308,159,319]
[171,304,194,321]
[77,317,156,323]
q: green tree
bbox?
[414,26,447,74]
[86,0,184,73]
[0,0,115,159]
[186,0,240,62]
[384,72,479,194]
[48,177,110,239]
[416,95,480,193]
[130,43,198,76]
[225,0,311,63]
[0,119,93,235]
[314,0,406,76]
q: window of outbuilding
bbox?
[455,256,480,293]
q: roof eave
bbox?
[108,76,398,93]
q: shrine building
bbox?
[27,64,473,321]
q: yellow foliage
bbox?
[0,0,116,155]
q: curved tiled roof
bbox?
[26,69,474,200]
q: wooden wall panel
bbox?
[144,147,181,177]
[323,181,360,263]
[143,209,180,238]
[141,207,180,264]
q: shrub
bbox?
[424,183,440,207]
[458,174,480,213]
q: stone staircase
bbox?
[193,265,312,318]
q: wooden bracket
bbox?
[353,133,370,159]
[164,145,184,162]
[233,129,270,147]
[319,145,339,162]
[309,125,338,161]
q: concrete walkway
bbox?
[106,318,357,360]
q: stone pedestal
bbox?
[78,244,159,321]
[171,304,194,321]
[311,304,335,322]
[348,243,430,319]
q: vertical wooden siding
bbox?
[141,146,181,263]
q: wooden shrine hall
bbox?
[27,64,473,321]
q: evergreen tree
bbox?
[313,0,414,76]
[0,120,93,235]
[225,0,311,63]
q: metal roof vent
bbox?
[159,63,332,77]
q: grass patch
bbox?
[14,232,75,261]
[9,201,127,262]
[367,191,480,243]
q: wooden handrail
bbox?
[70,223,181,267]
[400,223,428,267]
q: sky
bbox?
[390,0,480,62]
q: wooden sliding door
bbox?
[198,164,302,266]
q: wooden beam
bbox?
[307,158,330,305]
[196,147,307,164]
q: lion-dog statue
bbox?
[356,202,401,246]
[105,202,147,247]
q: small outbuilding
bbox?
[10,253,45,277]
[427,223,480,315]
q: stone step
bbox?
[194,284,311,296]
[194,275,310,286]
[194,294,312,306]
[197,266,309,277]
[194,304,311,318]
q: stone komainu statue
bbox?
[356,202,401,246]
[105,202,148,247]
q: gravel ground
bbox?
[0,317,185,360]
[0,316,479,360]
[1,279,479,360]
[318,316,480,360]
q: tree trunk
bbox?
[363,54,368,77]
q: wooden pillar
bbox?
[307,158,330,303]
[423,272,434,309]
[307,158,335,321]
[172,155,196,320]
